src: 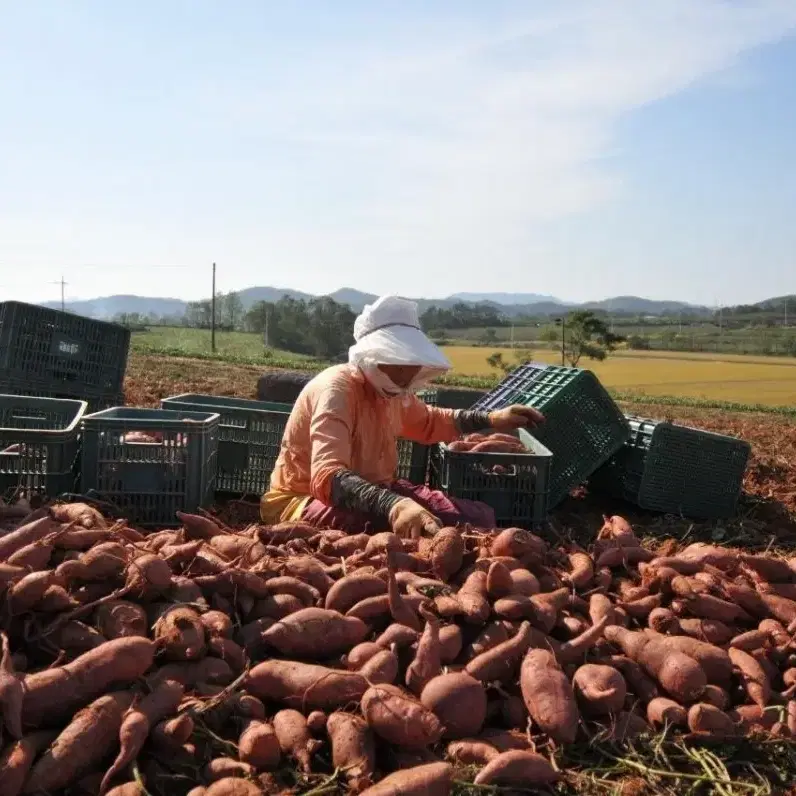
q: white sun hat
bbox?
[348,295,451,388]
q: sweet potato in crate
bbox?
[161,393,292,497]
[590,415,751,519]
[80,407,219,526]
[429,429,552,527]
[470,363,630,507]
[0,394,87,500]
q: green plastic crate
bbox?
[0,301,130,399]
[0,394,87,500]
[590,415,751,519]
[396,389,438,484]
[429,429,552,527]
[80,407,219,527]
[471,363,630,507]
[161,394,291,497]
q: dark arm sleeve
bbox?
[329,469,402,525]
[454,410,492,435]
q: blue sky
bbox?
[1,0,794,307]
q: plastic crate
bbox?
[161,394,291,497]
[590,416,751,518]
[0,375,122,413]
[0,395,87,499]
[429,429,552,527]
[80,407,219,527]
[0,301,130,398]
[395,389,439,484]
[471,363,630,507]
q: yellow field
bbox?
[442,346,796,406]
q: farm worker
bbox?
[260,295,544,538]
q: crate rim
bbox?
[0,394,88,435]
[625,413,752,451]
[161,393,293,415]
[0,299,131,334]
[82,406,221,427]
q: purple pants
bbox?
[301,480,496,532]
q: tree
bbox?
[219,292,244,329]
[562,311,624,367]
[486,348,534,374]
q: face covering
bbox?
[360,363,410,399]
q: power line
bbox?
[49,276,68,312]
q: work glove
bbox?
[388,498,442,540]
[488,404,545,432]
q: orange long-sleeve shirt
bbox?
[265,365,459,517]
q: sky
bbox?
[1,0,795,307]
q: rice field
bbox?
[442,346,796,406]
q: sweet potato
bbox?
[273,709,317,774]
[124,554,173,600]
[465,620,514,661]
[246,660,368,711]
[677,543,737,569]
[520,649,579,743]
[566,551,595,590]
[655,636,732,688]
[0,632,23,739]
[439,624,462,664]
[646,697,687,728]
[151,714,194,747]
[346,595,392,623]
[327,711,376,792]
[466,621,536,683]
[51,620,107,655]
[557,616,608,665]
[728,647,770,708]
[100,680,184,793]
[406,607,441,694]
[677,618,736,646]
[447,739,498,765]
[262,607,368,659]
[7,542,53,570]
[249,593,304,621]
[600,710,650,743]
[325,573,387,615]
[0,517,63,559]
[57,542,128,582]
[204,758,255,782]
[386,559,421,632]
[360,648,400,685]
[447,440,474,452]
[420,672,487,739]
[154,605,207,661]
[648,608,680,634]
[595,546,655,569]
[486,561,514,598]
[347,642,384,670]
[604,627,706,702]
[281,556,335,596]
[358,762,452,796]
[204,780,262,796]
[207,637,246,675]
[427,527,464,581]
[361,683,444,748]
[607,656,660,702]
[760,593,796,626]
[200,610,233,639]
[473,750,560,787]
[489,528,546,560]
[263,576,319,606]
[509,568,540,596]
[148,657,234,688]
[22,637,156,728]
[741,554,794,583]
[590,593,621,627]
[0,730,57,796]
[700,685,731,710]
[572,664,626,716]
[687,703,736,737]
[376,623,420,650]
[729,704,783,735]
[94,600,149,640]
[24,691,133,794]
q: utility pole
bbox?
[264,306,270,348]
[211,263,217,353]
[50,276,68,311]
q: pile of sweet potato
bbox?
[2,502,796,795]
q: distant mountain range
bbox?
[39,286,786,321]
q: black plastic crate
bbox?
[0,301,130,398]
[80,407,219,527]
[161,394,291,497]
[429,429,552,527]
[590,416,751,519]
[0,395,87,500]
[395,389,439,484]
[0,375,122,413]
[471,363,629,507]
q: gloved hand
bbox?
[388,498,442,540]
[488,404,545,432]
